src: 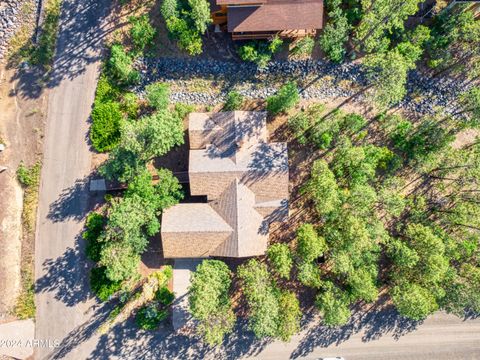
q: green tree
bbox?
[188,0,211,34]
[296,223,327,263]
[161,0,178,19]
[364,49,412,108]
[189,260,236,345]
[145,82,170,110]
[100,242,140,282]
[457,87,480,128]
[276,290,301,342]
[108,44,140,85]
[391,282,438,320]
[316,281,351,326]
[296,261,322,288]
[267,244,293,280]
[237,259,279,338]
[129,15,156,53]
[348,268,378,302]
[301,159,340,216]
[101,110,184,182]
[427,7,480,79]
[354,0,422,54]
[266,82,300,115]
[319,0,350,62]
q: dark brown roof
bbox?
[227,0,323,33]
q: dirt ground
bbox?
[0,64,47,320]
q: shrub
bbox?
[291,37,315,56]
[238,37,283,68]
[90,267,122,301]
[145,82,170,110]
[120,92,139,119]
[136,304,168,330]
[83,212,105,262]
[95,74,120,105]
[165,17,203,56]
[156,286,175,306]
[267,243,293,280]
[129,15,156,53]
[17,162,41,187]
[223,90,244,111]
[108,44,140,85]
[266,82,300,115]
[174,102,196,119]
[90,102,123,152]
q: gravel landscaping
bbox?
[135,57,474,116]
[0,0,35,60]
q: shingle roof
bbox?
[161,111,289,258]
[226,0,324,33]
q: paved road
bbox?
[34,0,109,358]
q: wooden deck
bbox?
[89,171,189,192]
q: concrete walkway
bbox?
[172,259,201,331]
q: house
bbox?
[161,111,289,258]
[210,0,324,40]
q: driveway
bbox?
[34,0,110,358]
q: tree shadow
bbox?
[35,236,91,308]
[86,316,270,360]
[47,174,93,223]
[290,298,421,359]
[8,0,114,100]
[45,301,113,360]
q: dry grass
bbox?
[13,161,41,319]
[6,0,37,66]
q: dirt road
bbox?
[0,63,46,319]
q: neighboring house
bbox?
[210,0,324,40]
[161,111,289,258]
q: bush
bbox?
[108,44,140,85]
[156,286,175,306]
[90,267,122,301]
[175,102,196,119]
[16,162,41,187]
[90,102,123,152]
[145,82,170,110]
[266,82,300,115]
[83,212,105,262]
[291,37,315,56]
[129,15,156,53]
[95,74,120,105]
[120,92,139,119]
[223,90,244,111]
[136,304,168,330]
[165,16,203,56]
[238,37,283,68]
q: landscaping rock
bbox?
[134,57,472,116]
